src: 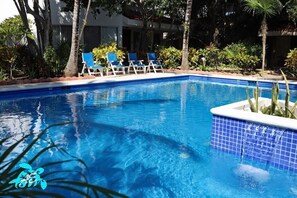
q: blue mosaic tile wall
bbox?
[211,115,297,172]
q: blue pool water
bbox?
[1,77,297,197]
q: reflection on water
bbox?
[1,80,297,197]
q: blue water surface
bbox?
[1,78,297,197]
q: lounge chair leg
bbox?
[112,68,116,76]
[134,67,137,74]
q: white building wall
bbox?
[50,0,123,48]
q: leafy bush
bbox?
[56,41,71,68]
[0,45,16,77]
[92,42,125,66]
[0,68,8,80]
[157,46,181,69]
[204,45,223,68]
[14,45,49,78]
[245,43,262,57]
[0,16,33,46]
[188,48,212,70]
[222,43,260,71]
[188,46,225,70]
[44,46,66,77]
[284,48,297,75]
[188,48,199,68]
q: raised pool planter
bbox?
[210,98,297,172]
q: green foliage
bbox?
[0,15,54,79]
[0,68,8,80]
[222,43,260,71]
[0,45,17,77]
[188,46,224,70]
[188,48,213,70]
[56,41,71,67]
[286,2,297,24]
[157,46,181,69]
[204,45,223,68]
[0,122,128,197]
[245,43,262,57]
[243,0,282,17]
[13,45,49,79]
[246,71,297,119]
[92,42,125,66]
[43,42,71,77]
[44,46,63,77]
[284,48,297,75]
[0,15,33,46]
[188,48,199,68]
[246,84,260,113]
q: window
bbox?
[101,27,118,44]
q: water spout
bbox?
[240,123,285,170]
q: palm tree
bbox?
[243,0,282,72]
[64,0,93,77]
[64,0,80,77]
[181,0,193,70]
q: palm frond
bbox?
[243,0,282,17]
[0,122,128,197]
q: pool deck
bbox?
[0,71,296,93]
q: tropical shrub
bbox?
[44,46,60,76]
[0,16,33,46]
[44,43,70,77]
[245,43,262,57]
[223,43,260,71]
[0,45,16,78]
[188,48,199,68]
[157,46,182,69]
[188,48,215,70]
[204,45,223,68]
[284,48,297,75]
[0,68,8,80]
[92,42,125,66]
[14,45,49,78]
[56,41,71,68]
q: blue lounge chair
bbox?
[147,53,164,73]
[81,52,103,77]
[128,53,147,74]
[107,52,127,76]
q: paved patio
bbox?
[0,70,295,93]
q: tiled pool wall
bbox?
[2,74,297,99]
[211,115,297,172]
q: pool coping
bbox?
[0,72,297,93]
[210,97,297,130]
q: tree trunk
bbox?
[261,16,267,72]
[181,0,193,70]
[78,0,92,42]
[64,0,80,77]
[43,0,52,51]
[15,0,52,55]
[13,0,39,56]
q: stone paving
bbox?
[0,69,295,93]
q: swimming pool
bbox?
[1,75,297,197]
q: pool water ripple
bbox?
[1,79,297,197]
